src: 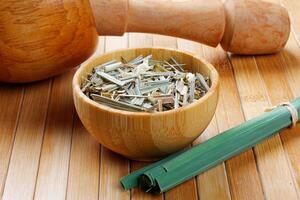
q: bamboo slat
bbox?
[99,148,130,200]
[177,38,264,200]
[230,54,298,199]
[177,38,231,200]
[255,43,300,197]
[105,35,129,52]
[151,35,198,200]
[153,35,177,49]
[65,39,103,200]
[242,6,299,197]
[66,116,100,200]
[0,85,24,197]
[276,34,300,194]
[65,37,105,200]
[34,71,75,200]
[279,0,300,97]
[98,35,130,200]
[280,0,300,43]
[195,117,231,200]
[128,33,163,200]
[2,80,51,200]
[204,46,265,200]
[129,33,153,48]
[282,36,300,99]
[245,5,300,196]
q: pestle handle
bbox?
[89,0,290,55]
[90,0,226,47]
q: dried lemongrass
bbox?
[81,55,211,112]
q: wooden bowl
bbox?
[73,48,219,161]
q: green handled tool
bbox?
[120,97,300,194]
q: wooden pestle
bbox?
[91,0,290,54]
[0,0,290,83]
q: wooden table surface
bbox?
[1,0,300,200]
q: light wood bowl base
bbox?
[73,48,219,160]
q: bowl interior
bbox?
[74,47,219,115]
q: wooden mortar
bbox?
[0,0,290,83]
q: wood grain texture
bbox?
[126,0,225,47]
[99,148,130,200]
[281,35,300,194]
[255,45,300,197]
[90,0,225,46]
[194,117,231,200]
[34,71,75,200]
[202,44,265,200]
[221,0,290,54]
[0,0,98,83]
[0,85,24,197]
[66,115,100,200]
[153,35,177,49]
[0,0,300,197]
[89,37,106,60]
[281,36,300,98]
[230,55,298,199]
[129,33,153,48]
[89,0,128,36]
[0,0,290,83]
[152,35,198,200]
[177,38,231,200]
[91,0,289,55]
[128,33,163,200]
[99,35,130,200]
[280,0,300,43]
[73,46,219,160]
[277,0,300,98]
[178,39,264,200]
[260,30,300,195]
[65,37,104,200]
[2,80,51,200]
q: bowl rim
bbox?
[73,47,219,117]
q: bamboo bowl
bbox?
[73,48,219,161]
